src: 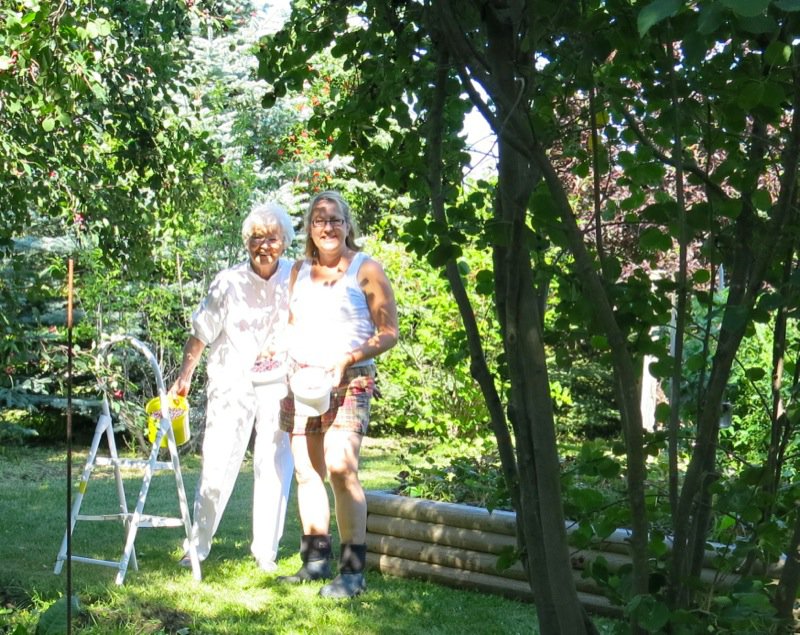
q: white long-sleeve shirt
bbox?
[192,258,291,389]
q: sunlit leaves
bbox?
[0,0,218,270]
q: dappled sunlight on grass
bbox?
[0,444,636,633]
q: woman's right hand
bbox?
[170,377,190,397]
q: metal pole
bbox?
[66,258,74,635]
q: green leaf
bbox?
[737,14,778,34]
[765,41,792,66]
[42,117,56,132]
[571,487,604,509]
[737,81,764,110]
[638,227,672,251]
[494,545,519,572]
[685,353,706,372]
[475,269,494,296]
[427,242,461,268]
[719,0,770,17]
[36,595,81,635]
[637,0,681,37]
[643,601,671,632]
[775,0,800,10]
[745,366,766,381]
[596,456,621,478]
[697,3,725,34]
[649,357,674,379]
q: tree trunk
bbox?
[423,39,523,543]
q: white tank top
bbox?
[288,252,375,368]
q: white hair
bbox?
[241,202,296,245]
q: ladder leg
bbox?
[105,417,138,572]
[114,426,164,585]
[166,426,202,580]
[54,411,111,574]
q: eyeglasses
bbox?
[311,217,345,228]
[249,235,282,247]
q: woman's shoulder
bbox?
[289,257,311,288]
[354,253,386,276]
[209,261,248,286]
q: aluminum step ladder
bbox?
[54,335,201,584]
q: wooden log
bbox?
[367,532,614,597]
[367,513,516,555]
[365,489,779,622]
[365,490,517,535]
[366,532,527,581]
[366,552,622,618]
[366,524,747,593]
[367,492,776,575]
[567,546,742,589]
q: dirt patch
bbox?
[0,584,31,611]
[142,604,193,634]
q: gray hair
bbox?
[241,202,296,246]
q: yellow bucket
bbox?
[145,394,190,447]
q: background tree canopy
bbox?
[4,0,800,633]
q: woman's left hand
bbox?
[328,352,353,388]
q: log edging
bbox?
[365,490,621,616]
[365,490,758,617]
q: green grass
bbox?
[0,438,622,634]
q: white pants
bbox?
[187,383,293,568]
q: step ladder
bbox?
[54,335,201,584]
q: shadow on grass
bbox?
[0,443,584,634]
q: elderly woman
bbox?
[278,191,398,598]
[170,202,295,572]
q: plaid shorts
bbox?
[279,365,376,435]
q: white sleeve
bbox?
[190,273,228,346]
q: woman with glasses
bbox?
[170,201,296,572]
[278,191,398,598]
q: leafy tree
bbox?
[257,0,800,632]
[257,3,595,632]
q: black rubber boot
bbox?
[277,534,333,583]
[319,543,367,598]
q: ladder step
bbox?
[75,513,185,528]
[94,457,174,471]
[137,515,185,529]
[76,513,128,522]
[63,555,123,569]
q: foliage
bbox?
[1,0,316,443]
[395,439,512,512]
[8,0,800,631]
[34,595,82,635]
[0,0,226,269]
[367,233,501,440]
[256,1,800,630]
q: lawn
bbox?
[0,437,621,634]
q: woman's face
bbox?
[310,199,347,254]
[246,223,284,277]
